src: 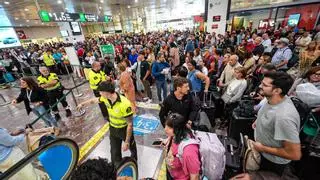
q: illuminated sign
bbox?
[39,10,112,23]
[258,19,275,29]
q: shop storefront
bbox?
[228,2,320,31]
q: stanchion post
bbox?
[65,63,83,97]
[0,94,11,106]
[71,89,86,117]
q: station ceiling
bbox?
[0,0,317,27]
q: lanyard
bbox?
[26,89,33,102]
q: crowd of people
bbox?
[1,24,320,179]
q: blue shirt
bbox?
[128,53,138,65]
[188,70,202,92]
[52,53,63,64]
[152,61,170,81]
[271,47,292,70]
[0,128,24,163]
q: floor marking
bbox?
[136,102,161,110]
[78,123,110,161]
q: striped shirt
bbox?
[271,47,292,70]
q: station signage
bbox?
[212,15,221,22]
[39,10,112,23]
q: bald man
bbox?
[252,36,265,58]
[38,66,72,121]
[88,61,110,120]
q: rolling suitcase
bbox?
[228,111,255,142]
[201,92,216,127]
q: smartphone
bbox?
[152,140,163,146]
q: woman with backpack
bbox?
[164,113,201,180]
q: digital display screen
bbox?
[288,14,300,26]
[60,30,69,37]
[39,10,80,22]
[0,28,21,49]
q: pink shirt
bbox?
[166,141,201,180]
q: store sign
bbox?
[258,19,275,29]
[212,24,219,29]
[133,114,160,136]
[212,15,221,22]
[16,30,27,39]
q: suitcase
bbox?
[201,92,216,127]
[218,134,245,179]
[3,72,14,82]
[228,111,255,142]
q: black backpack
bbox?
[290,97,310,126]
[233,98,256,118]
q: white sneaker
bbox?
[146,99,152,103]
[142,97,149,101]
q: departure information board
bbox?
[39,10,112,23]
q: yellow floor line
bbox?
[78,123,110,161]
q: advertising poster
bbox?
[16,30,27,39]
[0,28,21,49]
[206,0,231,35]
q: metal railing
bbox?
[29,80,88,126]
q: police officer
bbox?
[38,66,72,121]
[77,81,137,166]
[42,49,56,73]
[88,61,110,120]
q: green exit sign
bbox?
[79,13,86,22]
[39,10,51,22]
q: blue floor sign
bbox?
[133,114,160,136]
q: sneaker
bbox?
[66,109,72,117]
[146,99,152,103]
[142,97,149,101]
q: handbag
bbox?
[26,127,59,152]
[243,135,261,172]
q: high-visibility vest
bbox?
[43,53,55,66]
[37,73,61,91]
[99,94,133,128]
[89,69,106,90]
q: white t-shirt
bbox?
[201,66,208,76]
[262,39,272,53]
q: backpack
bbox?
[290,97,310,127]
[233,98,256,118]
[177,131,226,180]
[283,48,299,68]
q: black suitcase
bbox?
[218,134,245,179]
[228,111,255,142]
[201,92,216,127]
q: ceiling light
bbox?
[20,24,23,26]
[100,0,104,3]
[58,0,62,4]
[25,8,29,11]
[65,7,68,10]
[164,0,167,2]
[41,22,44,25]
[26,20,30,22]
[99,6,102,9]
[128,5,131,8]
[15,17,19,20]
[4,1,9,5]
[135,0,138,2]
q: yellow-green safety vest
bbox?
[99,94,133,128]
[37,73,61,91]
[89,69,106,90]
[43,53,55,66]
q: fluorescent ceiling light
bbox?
[58,0,62,4]
[4,1,9,5]
[128,5,131,8]
[25,8,29,11]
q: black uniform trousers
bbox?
[93,90,109,120]
[109,126,137,166]
[47,88,68,113]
